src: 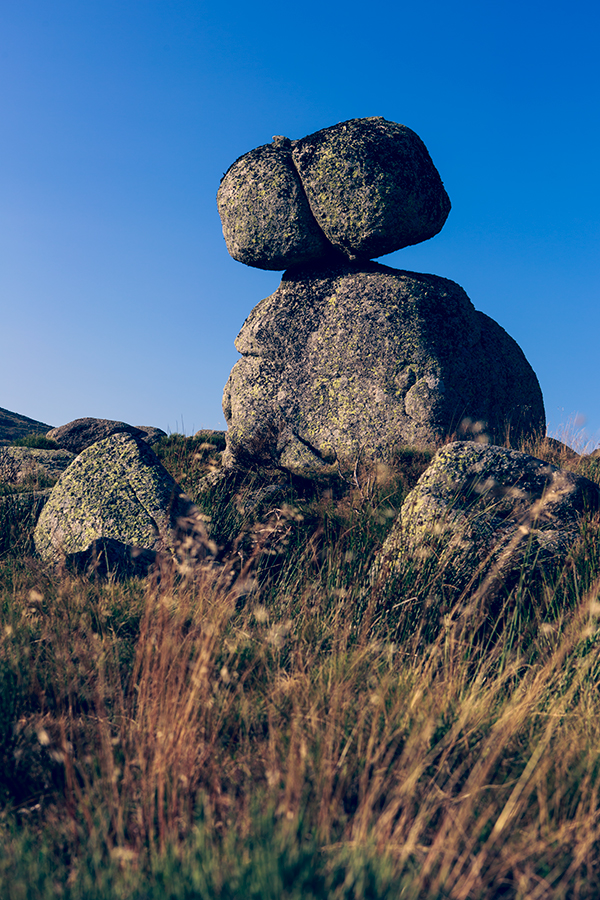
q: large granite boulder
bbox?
[217,117,450,270]
[222,263,545,475]
[374,442,600,589]
[292,117,451,260]
[47,418,148,453]
[217,137,333,270]
[34,433,194,572]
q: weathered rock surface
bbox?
[217,139,333,270]
[0,447,75,486]
[34,433,195,571]
[222,263,545,475]
[375,442,599,588]
[217,118,450,269]
[292,117,451,260]
[46,418,147,453]
[0,406,53,445]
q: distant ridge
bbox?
[0,406,53,445]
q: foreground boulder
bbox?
[34,433,194,573]
[223,263,545,475]
[217,117,450,270]
[46,418,164,453]
[375,442,600,590]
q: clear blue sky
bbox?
[2,0,599,447]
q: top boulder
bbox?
[292,117,451,260]
[217,118,451,270]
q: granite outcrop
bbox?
[223,263,545,474]
[217,117,546,474]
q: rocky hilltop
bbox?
[0,406,53,445]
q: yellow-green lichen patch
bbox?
[223,262,545,477]
[217,142,330,270]
[291,117,451,260]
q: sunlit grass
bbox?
[1,432,600,898]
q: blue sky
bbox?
[1,0,599,447]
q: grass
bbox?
[1,432,600,898]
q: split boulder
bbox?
[217,117,450,270]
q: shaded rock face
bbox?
[34,433,194,570]
[375,442,599,588]
[133,425,168,446]
[217,140,333,270]
[46,418,148,453]
[217,117,450,270]
[223,263,546,475]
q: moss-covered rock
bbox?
[34,433,194,569]
[217,138,333,270]
[375,441,600,589]
[222,262,545,475]
[291,117,451,260]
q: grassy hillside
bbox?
[1,434,600,899]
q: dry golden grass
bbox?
[1,431,600,897]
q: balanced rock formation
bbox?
[217,117,450,270]
[217,117,546,474]
[223,263,545,474]
[374,442,599,589]
[46,418,166,454]
[34,433,193,573]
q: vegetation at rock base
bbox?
[2,432,600,898]
[10,435,59,451]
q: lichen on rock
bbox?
[217,140,333,270]
[291,117,451,260]
[222,262,545,475]
[34,433,195,570]
[374,441,600,589]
